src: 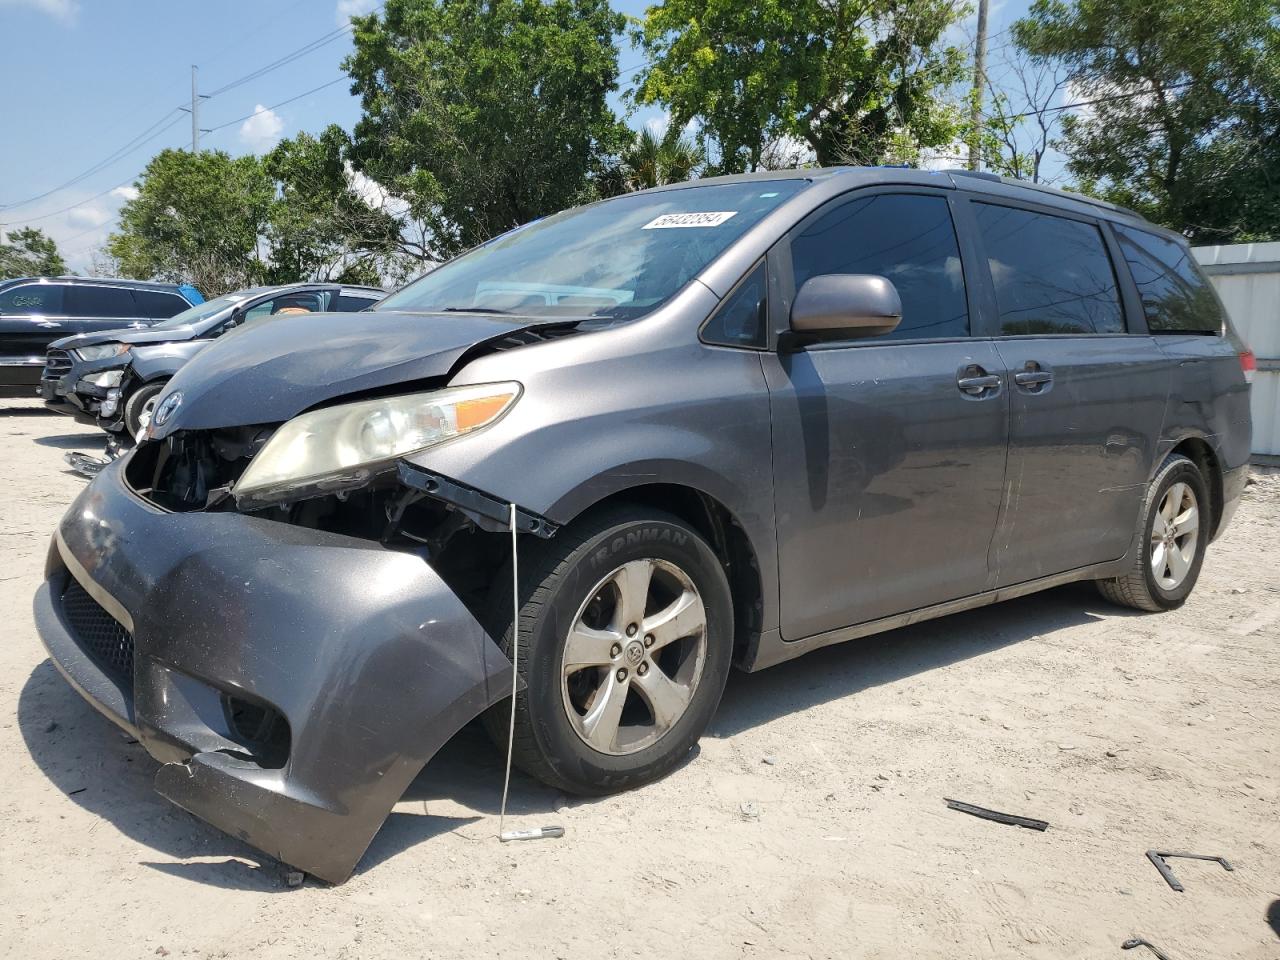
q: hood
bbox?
[150,310,568,434]
[50,324,200,351]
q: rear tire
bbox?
[1096,453,1210,612]
[122,381,166,440]
[482,505,733,795]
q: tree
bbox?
[345,0,631,260]
[1015,0,1280,242]
[602,127,706,193]
[108,149,273,296]
[264,126,406,284]
[981,45,1071,183]
[633,0,969,172]
[0,227,67,278]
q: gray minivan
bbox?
[35,167,1252,882]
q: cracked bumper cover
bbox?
[33,458,512,883]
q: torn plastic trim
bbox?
[396,460,559,538]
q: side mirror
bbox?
[788,274,902,342]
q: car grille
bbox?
[43,348,72,380]
[61,578,134,689]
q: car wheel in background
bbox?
[123,381,167,440]
[483,505,734,795]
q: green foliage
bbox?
[600,126,706,193]
[0,227,67,279]
[633,0,969,172]
[1015,0,1280,241]
[108,149,273,296]
[345,0,631,259]
[263,125,404,284]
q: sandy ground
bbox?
[0,396,1277,960]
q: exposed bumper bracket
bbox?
[397,460,559,538]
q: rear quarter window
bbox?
[334,294,379,312]
[1114,224,1225,334]
[133,290,191,319]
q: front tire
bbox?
[1096,453,1210,611]
[483,505,733,795]
[122,380,167,440]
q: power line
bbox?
[0,110,184,211]
[999,79,1196,122]
[204,76,350,133]
[203,24,354,98]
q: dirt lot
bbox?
[0,397,1277,960]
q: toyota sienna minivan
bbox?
[36,167,1252,882]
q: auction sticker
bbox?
[642,211,738,229]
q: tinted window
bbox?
[790,193,968,340]
[974,203,1124,335]
[133,290,190,319]
[1114,225,1224,334]
[241,291,331,324]
[703,263,766,348]
[64,285,137,318]
[0,283,63,314]
[334,294,378,312]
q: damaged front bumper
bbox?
[34,458,513,883]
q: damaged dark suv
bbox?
[35,167,1252,883]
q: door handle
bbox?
[1013,361,1053,391]
[957,365,1002,397]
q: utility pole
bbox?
[191,65,200,152]
[968,0,989,171]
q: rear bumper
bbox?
[35,459,511,882]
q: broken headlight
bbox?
[74,343,129,361]
[232,382,521,502]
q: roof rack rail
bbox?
[945,169,1146,221]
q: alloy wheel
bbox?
[561,558,708,756]
[1150,481,1199,590]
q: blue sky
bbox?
[0,0,1035,273]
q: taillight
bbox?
[1240,350,1256,384]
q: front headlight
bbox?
[233,382,521,502]
[74,343,129,361]
[79,370,123,389]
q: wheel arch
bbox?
[1164,434,1224,538]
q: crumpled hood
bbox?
[150,310,558,434]
[50,324,200,351]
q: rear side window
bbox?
[0,283,63,314]
[241,291,331,324]
[133,290,190,319]
[974,203,1124,335]
[702,262,766,348]
[1114,225,1225,334]
[334,294,378,312]
[64,285,137,318]
[790,193,969,340]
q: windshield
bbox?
[150,292,250,330]
[374,180,808,320]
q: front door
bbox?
[764,190,1010,641]
[963,199,1171,585]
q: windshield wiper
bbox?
[439,306,513,315]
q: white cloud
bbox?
[644,113,671,138]
[110,185,140,201]
[67,205,111,228]
[0,0,78,24]
[239,105,285,153]
[335,0,376,26]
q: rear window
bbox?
[64,285,137,318]
[1114,225,1225,334]
[975,203,1124,335]
[133,289,191,319]
[334,294,379,312]
[0,283,63,314]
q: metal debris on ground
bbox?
[1145,850,1234,892]
[285,870,305,888]
[944,798,1049,831]
[64,451,110,478]
[1121,936,1174,959]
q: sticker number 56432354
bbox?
[642,211,738,229]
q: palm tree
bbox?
[619,128,705,191]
